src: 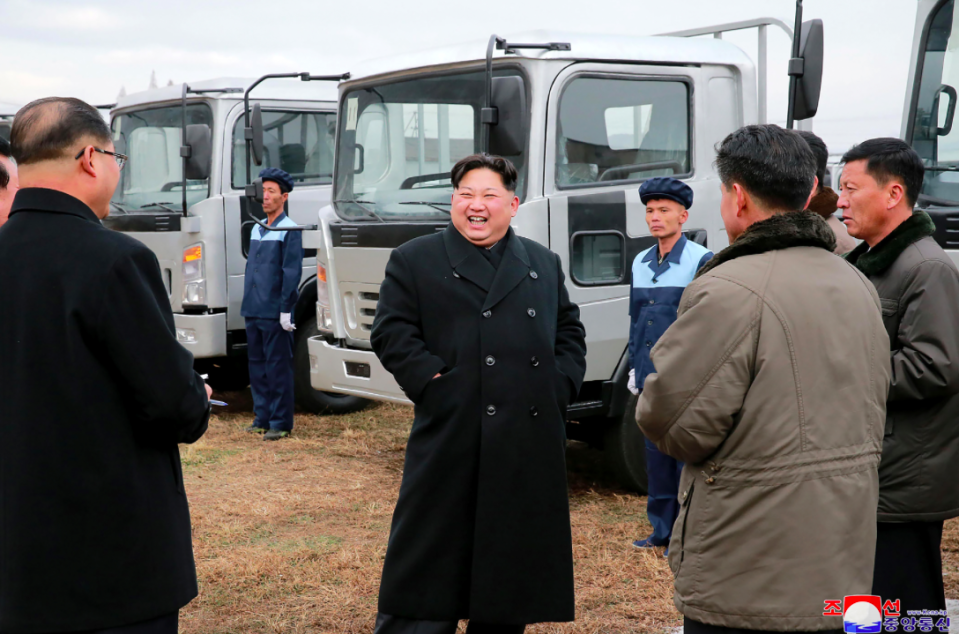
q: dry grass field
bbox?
[180,391,959,634]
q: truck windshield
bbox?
[912,0,959,204]
[333,68,528,221]
[110,104,213,212]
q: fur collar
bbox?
[845,211,936,276]
[807,186,839,219]
[697,211,836,278]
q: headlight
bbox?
[316,263,333,332]
[182,244,206,305]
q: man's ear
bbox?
[679,208,689,224]
[510,195,519,217]
[281,191,290,205]
[804,176,819,210]
[733,183,748,216]
[78,146,97,178]
[887,181,906,210]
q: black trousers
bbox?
[20,613,178,634]
[872,520,946,614]
[684,617,841,634]
[374,613,525,634]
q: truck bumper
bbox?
[307,336,410,404]
[174,313,227,358]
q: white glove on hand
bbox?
[280,313,295,332]
[627,368,639,395]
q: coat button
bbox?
[705,476,716,485]
[527,308,536,317]
[483,310,492,318]
[648,299,655,305]
[530,271,538,279]
[453,272,461,278]
[682,490,688,501]
[486,404,496,416]
[529,406,538,417]
[645,341,651,347]
[647,320,653,325]
[485,355,496,366]
[531,356,540,367]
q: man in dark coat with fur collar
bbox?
[637,125,890,633]
[840,138,959,620]
[370,154,587,634]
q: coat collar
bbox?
[9,188,101,224]
[845,211,936,277]
[642,234,688,265]
[443,224,531,309]
[697,211,836,278]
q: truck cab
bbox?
[306,27,814,490]
[904,0,959,266]
[104,77,363,413]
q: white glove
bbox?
[627,368,639,395]
[280,313,295,332]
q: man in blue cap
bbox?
[628,176,712,551]
[241,167,303,440]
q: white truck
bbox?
[905,0,959,269]
[303,18,824,491]
[103,74,367,414]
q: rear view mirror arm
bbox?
[180,84,242,216]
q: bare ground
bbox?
[180,390,959,633]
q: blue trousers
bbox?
[645,437,684,546]
[246,318,294,432]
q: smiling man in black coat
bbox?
[370,154,587,634]
[0,98,211,634]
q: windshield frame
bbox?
[331,62,531,222]
[110,101,214,213]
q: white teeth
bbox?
[468,217,487,225]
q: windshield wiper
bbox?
[925,166,959,172]
[110,201,129,214]
[139,202,179,213]
[332,199,385,223]
[398,201,451,215]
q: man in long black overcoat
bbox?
[0,98,210,634]
[370,154,587,634]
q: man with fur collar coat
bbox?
[841,138,959,621]
[637,125,890,634]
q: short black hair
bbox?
[0,137,10,190]
[451,153,518,192]
[841,138,924,207]
[797,130,828,191]
[715,124,817,213]
[11,97,111,165]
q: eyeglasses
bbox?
[75,146,128,171]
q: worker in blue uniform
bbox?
[628,177,712,552]
[241,168,303,440]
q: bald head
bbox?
[11,97,111,166]
[11,97,119,218]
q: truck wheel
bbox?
[293,316,370,415]
[604,392,649,494]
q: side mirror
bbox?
[249,103,264,166]
[183,124,212,180]
[488,76,527,156]
[244,177,264,204]
[791,19,824,121]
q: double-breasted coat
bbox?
[370,225,587,625]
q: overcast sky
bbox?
[0,0,921,155]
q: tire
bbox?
[604,392,649,494]
[293,316,370,415]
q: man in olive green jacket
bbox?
[637,125,890,634]
[840,138,959,618]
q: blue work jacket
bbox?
[241,213,304,320]
[628,235,713,388]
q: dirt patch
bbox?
[181,392,959,633]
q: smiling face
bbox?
[645,198,688,240]
[450,167,519,247]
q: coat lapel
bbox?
[443,224,496,292]
[483,228,531,311]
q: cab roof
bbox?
[346,30,754,85]
[114,76,340,112]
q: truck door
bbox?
[222,105,337,332]
[545,63,736,383]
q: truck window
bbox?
[232,110,336,189]
[111,104,213,211]
[556,77,690,188]
[911,0,959,203]
[333,68,529,221]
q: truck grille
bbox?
[340,282,380,341]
